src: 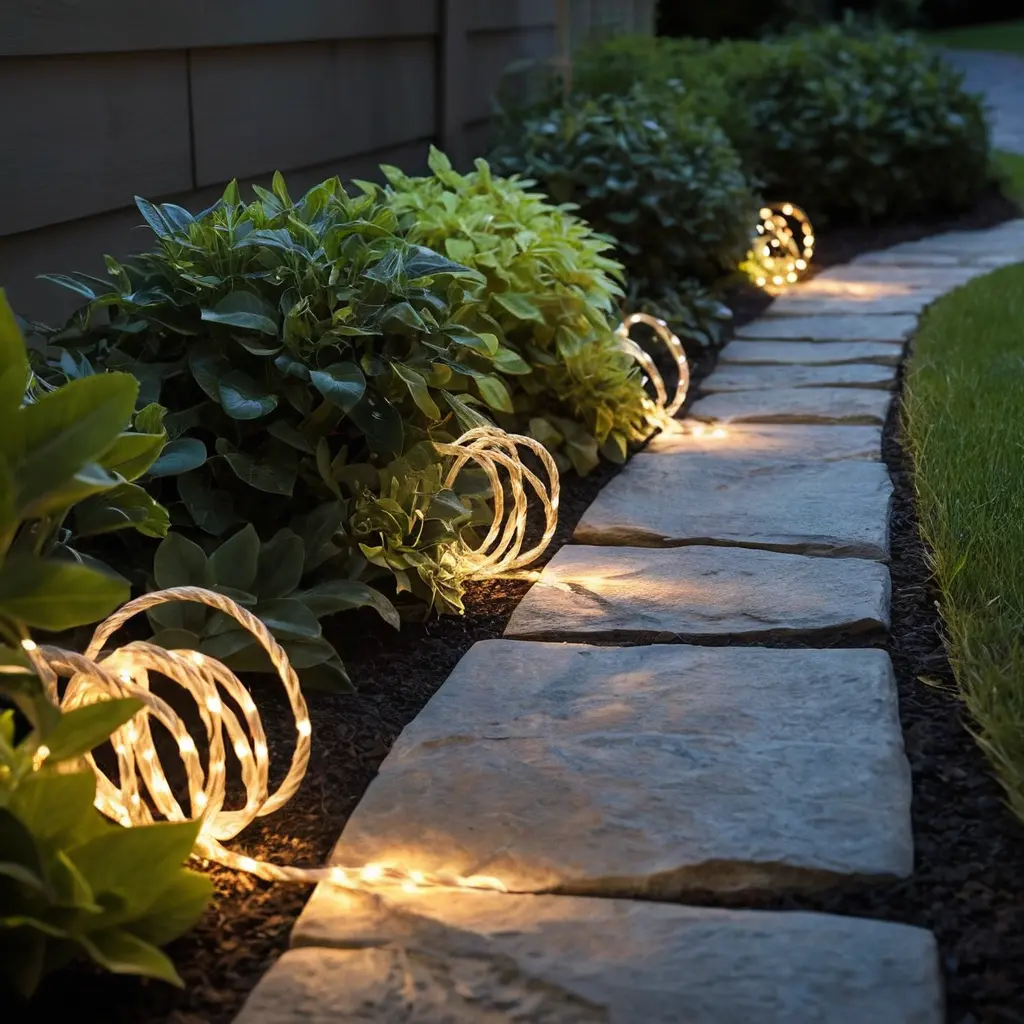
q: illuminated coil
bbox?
[23,588,506,895]
[749,203,815,290]
[435,427,559,579]
[616,312,690,424]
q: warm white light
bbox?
[746,203,814,290]
[361,864,384,882]
[296,719,312,738]
[21,639,37,652]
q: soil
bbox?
[27,188,1024,1023]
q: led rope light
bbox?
[22,589,508,895]
[616,312,690,423]
[748,203,815,289]
[436,427,560,579]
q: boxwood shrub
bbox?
[489,85,757,328]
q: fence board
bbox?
[0,0,437,56]
[0,52,192,236]
[468,0,556,31]
[190,38,436,187]
[466,27,558,123]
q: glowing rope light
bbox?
[435,427,559,579]
[615,312,690,425]
[20,588,507,895]
[748,203,815,290]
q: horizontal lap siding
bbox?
[190,37,437,186]
[0,52,193,235]
[0,1,438,55]
[466,26,558,124]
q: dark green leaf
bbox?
[218,370,278,421]
[309,362,365,413]
[209,524,260,592]
[147,438,207,478]
[201,293,278,335]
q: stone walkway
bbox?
[940,48,1024,154]
[235,219,1024,1023]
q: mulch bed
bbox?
[29,185,1024,1023]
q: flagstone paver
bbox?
[736,313,916,341]
[938,50,1024,155]
[690,387,892,425]
[853,220,1024,266]
[812,263,985,288]
[300,642,910,897]
[229,893,945,1024]
[575,455,891,558]
[701,361,895,392]
[504,546,889,641]
[719,339,903,365]
[647,422,883,461]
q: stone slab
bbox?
[648,422,883,461]
[852,220,1024,265]
[244,892,943,1024]
[690,387,892,425]
[575,455,891,559]
[765,292,936,316]
[701,361,895,392]
[302,642,910,898]
[736,314,916,342]
[810,263,984,289]
[504,546,890,641]
[719,339,903,366]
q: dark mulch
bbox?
[28,192,1024,1023]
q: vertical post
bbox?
[438,0,469,168]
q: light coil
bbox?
[616,312,690,425]
[748,203,815,290]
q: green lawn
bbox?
[903,263,1024,823]
[993,150,1024,210]
[926,19,1024,55]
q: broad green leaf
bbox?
[0,926,47,999]
[475,374,514,414]
[220,449,297,496]
[35,699,141,764]
[128,868,212,946]
[253,598,321,639]
[297,656,353,692]
[442,390,493,432]
[444,237,476,264]
[493,346,532,375]
[0,555,128,631]
[309,362,365,413]
[78,928,184,987]
[187,345,231,403]
[16,372,138,517]
[0,291,29,413]
[218,370,278,421]
[493,292,544,323]
[147,628,203,651]
[266,420,314,454]
[201,292,278,335]
[209,523,259,592]
[296,579,400,629]
[73,482,170,538]
[68,818,201,916]
[135,196,173,238]
[256,528,305,598]
[177,471,239,536]
[347,389,404,457]
[147,438,207,478]
[391,362,441,420]
[153,532,213,589]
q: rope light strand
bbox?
[748,203,815,290]
[616,312,690,424]
[436,426,560,580]
[22,588,507,895]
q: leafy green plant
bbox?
[373,148,654,474]
[0,290,208,998]
[146,515,401,691]
[489,86,757,338]
[34,175,518,617]
[738,25,990,224]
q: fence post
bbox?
[438,0,469,167]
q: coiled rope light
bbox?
[23,590,507,895]
[748,203,815,289]
[436,426,559,580]
[19,426,561,896]
[616,312,690,426]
